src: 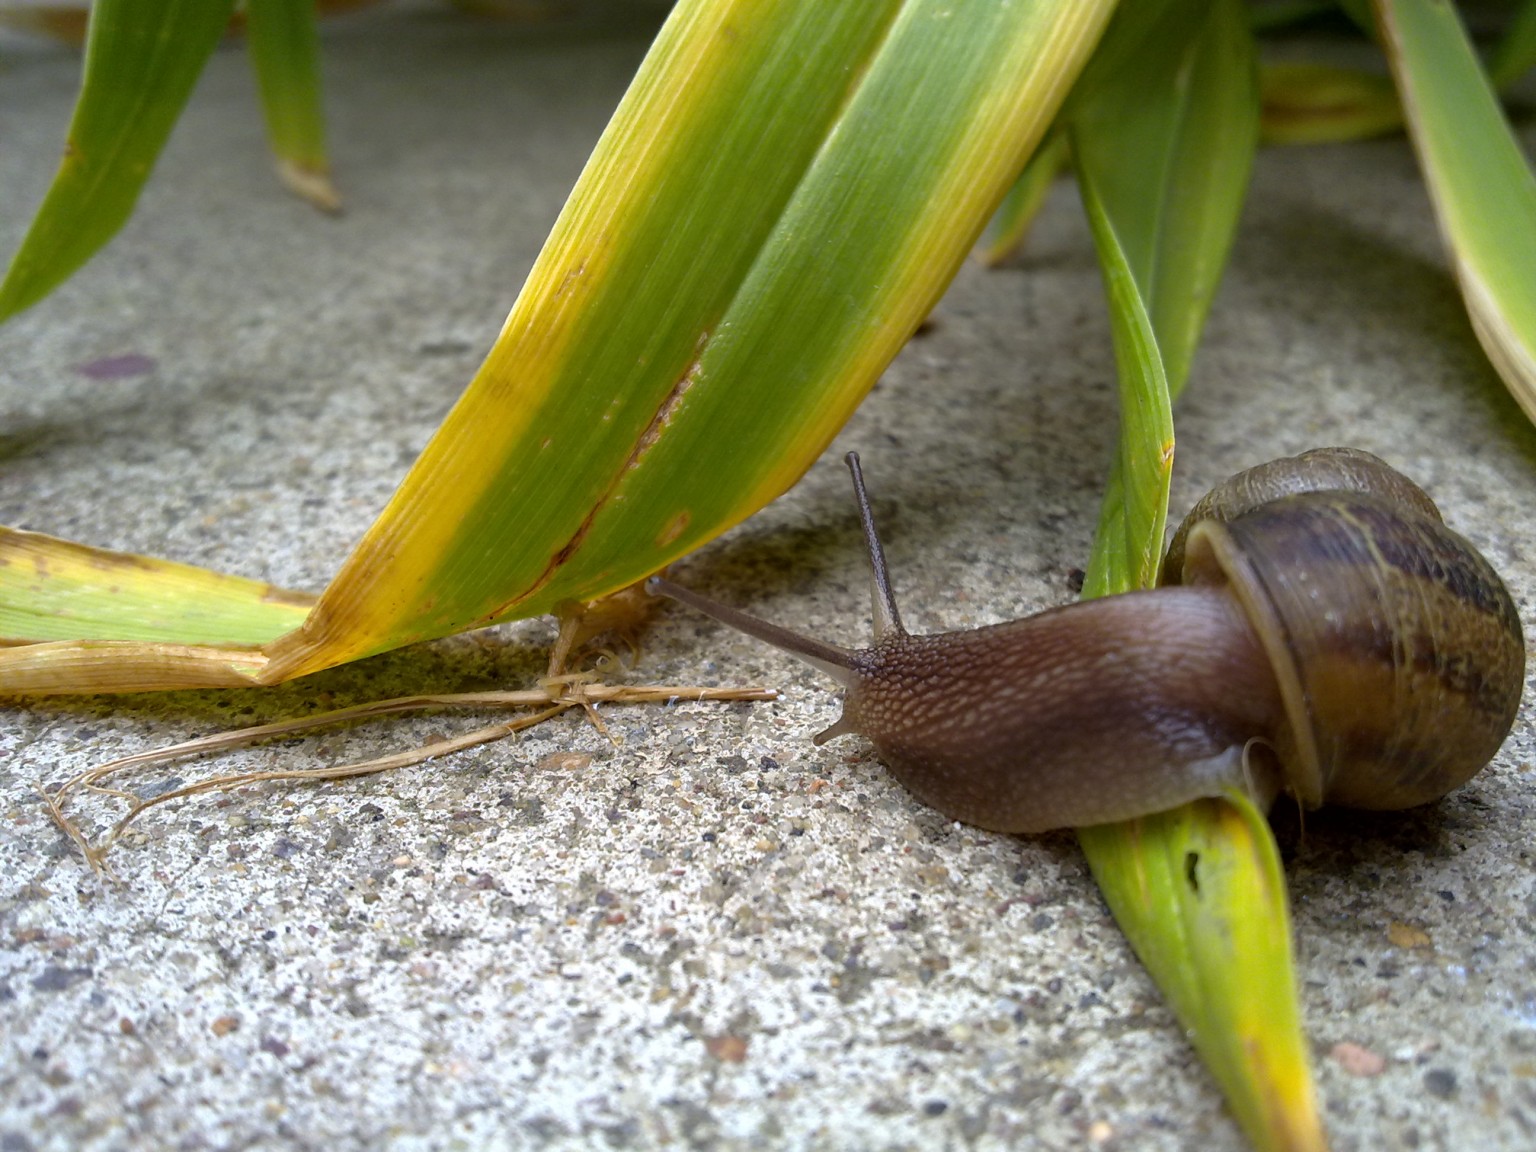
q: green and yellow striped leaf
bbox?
[1069,1,1325,1148]
[0,527,312,647]
[0,0,1120,695]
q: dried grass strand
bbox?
[40,678,776,875]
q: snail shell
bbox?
[1168,449,1524,811]
[650,449,1525,831]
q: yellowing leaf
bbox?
[0,527,312,647]
[1070,2,1324,1148]
[0,0,1121,695]
[1376,0,1536,421]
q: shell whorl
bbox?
[1175,465,1524,811]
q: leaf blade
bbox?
[1071,0,1259,398]
[1374,0,1536,423]
[0,528,313,647]
[0,641,269,696]
[0,0,237,321]
[1260,62,1401,146]
[1080,796,1322,1151]
[261,0,1119,682]
[981,130,1069,267]
[0,0,1121,695]
[1074,173,1174,596]
[245,0,340,211]
[1069,2,1325,1149]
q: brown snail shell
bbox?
[1169,452,1524,811]
[650,449,1525,830]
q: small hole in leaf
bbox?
[1184,851,1201,893]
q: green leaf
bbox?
[245,0,340,211]
[1080,796,1324,1152]
[260,0,1121,682]
[980,130,1068,266]
[0,0,1122,693]
[1375,0,1536,422]
[1070,2,1325,1149]
[1260,62,1401,145]
[1489,0,1536,91]
[0,528,312,647]
[1070,0,1259,398]
[1070,0,1259,593]
[0,0,237,322]
[1074,174,1174,596]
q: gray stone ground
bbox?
[2,6,1535,1151]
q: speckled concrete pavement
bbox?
[2,8,1535,1151]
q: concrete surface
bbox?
[3,7,1536,1151]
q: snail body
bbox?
[648,450,1524,833]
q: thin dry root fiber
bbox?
[40,674,776,877]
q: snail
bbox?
[647,448,1525,832]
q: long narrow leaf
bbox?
[245,0,341,211]
[1070,0,1259,398]
[264,0,1118,681]
[1074,175,1174,594]
[1489,0,1536,91]
[981,131,1069,267]
[1260,62,1401,145]
[1081,797,1322,1152]
[0,0,1121,695]
[0,641,271,695]
[0,528,313,646]
[1375,0,1536,421]
[1069,2,1325,1149]
[0,0,237,322]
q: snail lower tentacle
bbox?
[649,449,1525,832]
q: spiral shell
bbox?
[1169,450,1524,810]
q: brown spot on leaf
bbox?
[655,510,691,548]
[479,336,712,623]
